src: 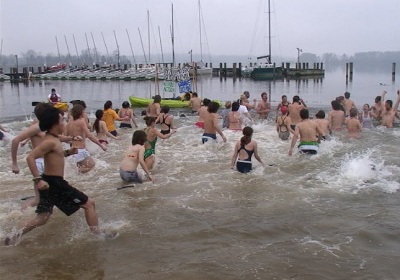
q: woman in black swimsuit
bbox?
[231,126,264,173]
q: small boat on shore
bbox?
[129,96,190,108]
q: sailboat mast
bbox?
[91,32,99,64]
[126,28,137,65]
[198,0,203,62]
[72,34,81,65]
[55,36,61,63]
[0,39,3,65]
[268,0,271,63]
[85,33,92,65]
[64,35,72,66]
[101,32,110,62]
[138,28,148,65]
[158,26,164,64]
[147,10,150,64]
[113,30,120,69]
[171,3,175,66]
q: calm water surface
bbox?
[0,70,399,279]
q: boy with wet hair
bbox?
[4,106,106,246]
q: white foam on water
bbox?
[315,150,400,193]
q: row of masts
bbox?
[54,4,178,69]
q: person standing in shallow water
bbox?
[289,109,323,156]
[345,108,362,139]
[4,106,106,246]
[202,101,227,144]
[102,100,128,136]
[231,126,264,173]
[118,101,138,129]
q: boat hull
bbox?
[250,67,283,80]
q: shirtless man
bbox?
[4,106,105,246]
[196,98,211,129]
[189,92,202,114]
[345,108,362,138]
[343,92,356,117]
[328,100,345,131]
[314,110,331,139]
[289,109,323,156]
[256,92,271,119]
[381,90,400,128]
[202,101,227,144]
[370,91,387,124]
[288,95,307,131]
[147,95,161,117]
[66,104,107,173]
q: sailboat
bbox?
[250,0,282,80]
[190,0,212,76]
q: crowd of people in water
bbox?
[1,87,399,246]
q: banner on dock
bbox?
[163,81,176,93]
[178,80,191,93]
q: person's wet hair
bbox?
[144,116,156,126]
[132,130,147,145]
[122,101,130,108]
[71,104,85,120]
[38,107,61,132]
[207,101,220,113]
[104,100,112,110]
[316,110,325,119]
[331,100,341,110]
[231,101,240,112]
[300,108,309,119]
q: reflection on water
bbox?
[0,71,399,279]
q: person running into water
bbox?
[119,130,153,183]
[241,91,257,111]
[189,92,202,114]
[91,110,119,145]
[289,109,323,156]
[256,92,271,119]
[370,91,387,124]
[288,95,307,131]
[102,100,127,136]
[202,101,227,144]
[343,92,356,117]
[276,95,290,121]
[345,108,362,138]
[118,101,138,129]
[156,105,176,135]
[147,95,161,117]
[359,104,373,129]
[196,98,211,129]
[314,110,332,140]
[66,104,107,173]
[231,126,264,173]
[380,90,400,128]
[143,116,176,170]
[220,101,232,129]
[11,103,79,209]
[228,101,242,131]
[4,106,106,246]
[328,100,345,132]
[276,106,293,140]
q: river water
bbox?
[0,70,399,279]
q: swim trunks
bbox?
[35,158,45,175]
[0,131,3,140]
[236,160,253,173]
[109,130,117,137]
[72,148,90,163]
[202,133,217,144]
[120,123,132,128]
[160,129,170,135]
[99,139,109,145]
[119,169,143,183]
[36,174,88,216]
[298,141,319,155]
[195,121,205,129]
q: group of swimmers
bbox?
[2,88,399,246]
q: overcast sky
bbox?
[1,0,399,61]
